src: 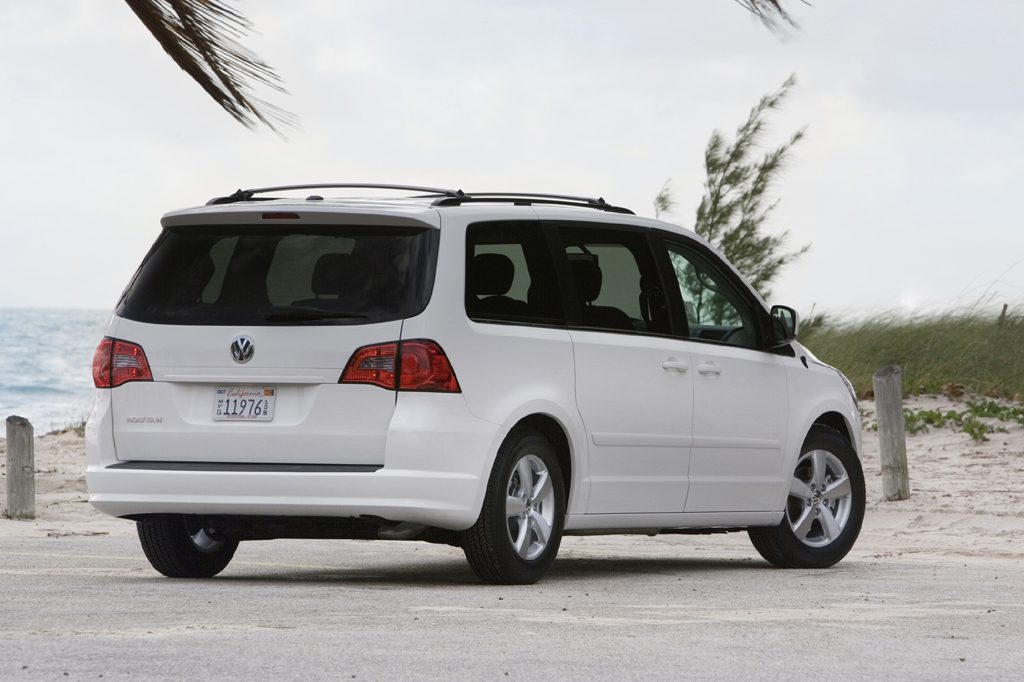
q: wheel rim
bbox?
[505,454,555,561]
[786,449,854,548]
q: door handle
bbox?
[697,362,722,375]
[662,360,690,372]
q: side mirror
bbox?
[770,305,799,344]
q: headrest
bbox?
[311,253,353,295]
[571,259,602,303]
[471,253,515,296]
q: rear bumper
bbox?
[87,465,482,529]
[86,391,502,531]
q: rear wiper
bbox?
[261,307,367,322]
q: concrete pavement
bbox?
[1,531,1021,680]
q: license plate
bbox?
[213,386,276,422]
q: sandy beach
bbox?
[2,395,1022,560]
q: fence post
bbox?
[872,366,909,501]
[4,416,35,519]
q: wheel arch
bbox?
[507,413,574,507]
[773,396,862,513]
[810,411,854,447]
[791,398,862,463]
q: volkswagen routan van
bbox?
[87,184,864,584]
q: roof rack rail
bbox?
[205,184,634,214]
[432,192,634,215]
[207,183,465,205]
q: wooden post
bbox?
[4,416,35,519]
[873,366,910,501]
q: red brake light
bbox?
[92,337,153,388]
[340,342,398,389]
[398,340,461,392]
[92,337,113,388]
[340,340,460,393]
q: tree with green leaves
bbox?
[658,75,809,302]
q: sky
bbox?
[1,1,1023,319]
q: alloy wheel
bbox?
[786,449,854,548]
[505,454,556,560]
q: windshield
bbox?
[116,225,437,325]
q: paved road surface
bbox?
[1,531,1021,680]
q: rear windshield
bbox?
[116,225,437,325]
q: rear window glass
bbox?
[117,225,437,325]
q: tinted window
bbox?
[557,225,669,335]
[664,239,760,348]
[117,225,437,325]
[465,221,564,325]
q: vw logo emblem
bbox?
[230,336,254,364]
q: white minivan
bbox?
[86,184,864,584]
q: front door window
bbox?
[666,243,759,348]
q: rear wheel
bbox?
[749,425,865,568]
[462,428,565,584]
[137,515,239,578]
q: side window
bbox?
[665,240,760,348]
[465,221,564,325]
[558,225,669,335]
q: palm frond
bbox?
[734,0,808,32]
[124,0,296,131]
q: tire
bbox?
[462,428,566,585]
[137,515,239,578]
[749,425,865,568]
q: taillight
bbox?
[92,338,112,388]
[92,337,153,388]
[339,342,398,389]
[398,340,460,392]
[340,340,460,393]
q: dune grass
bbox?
[801,310,1024,400]
[48,417,87,437]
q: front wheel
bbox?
[137,515,239,578]
[749,426,865,568]
[462,428,565,584]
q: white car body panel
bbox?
[109,318,404,465]
[570,329,693,514]
[683,341,790,513]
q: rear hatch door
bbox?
[109,206,438,466]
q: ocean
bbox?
[0,308,110,434]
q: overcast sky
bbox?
[2,1,1022,318]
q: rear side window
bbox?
[556,224,670,335]
[117,225,437,325]
[465,221,564,326]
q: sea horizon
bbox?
[0,307,110,434]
